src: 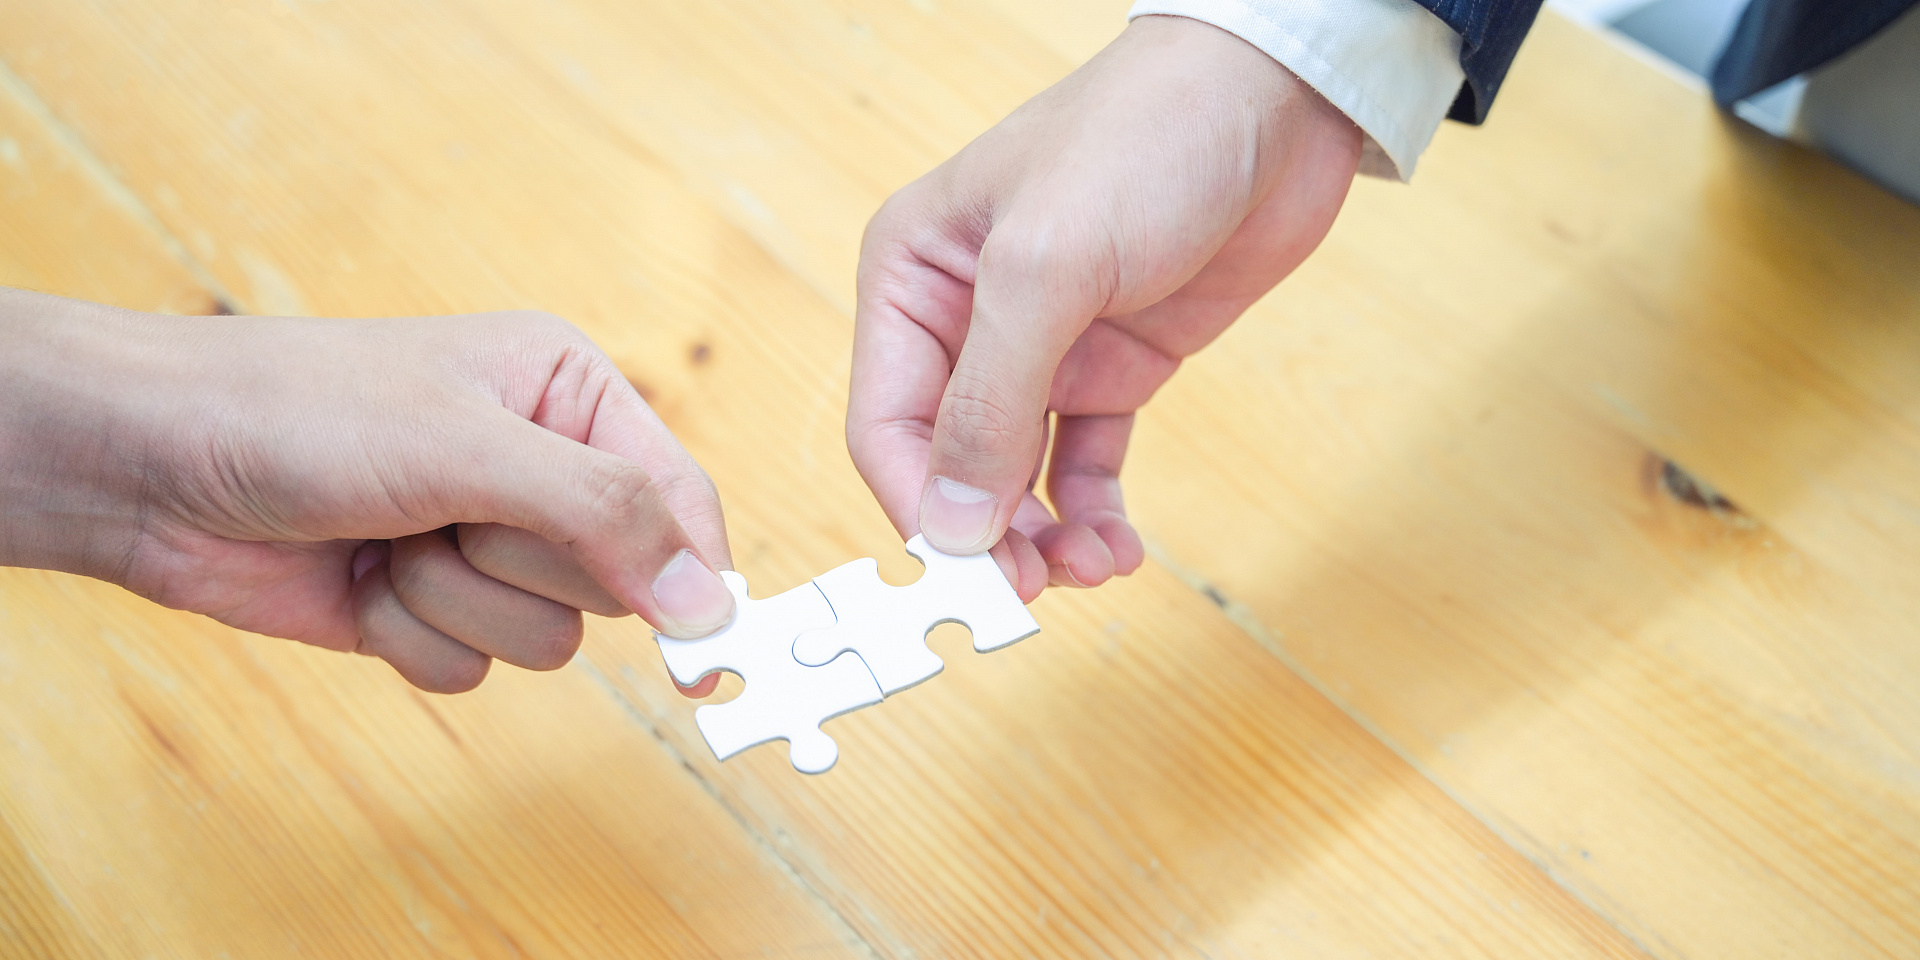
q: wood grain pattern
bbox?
[0,570,869,958]
[0,0,1910,957]
[0,61,211,314]
[592,568,1646,958]
[1119,15,1920,960]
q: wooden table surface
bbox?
[2,2,1917,957]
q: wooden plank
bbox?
[0,569,868,958]
[431,0,1078,312]
[1114,14,1920,960]
[976,0,1138,65]
[592,567,1644,958]
[0,812,98,960]
[0,0,1653,956]
[0,60,210,314]
[0,568,871,952]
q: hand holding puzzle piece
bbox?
[654,535,1040,773]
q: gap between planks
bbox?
[577,657,891,960]
[1140,535,1667,960]
[0,53,238,313]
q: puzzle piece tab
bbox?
[654,573,882,774]
[793,534,1040,695]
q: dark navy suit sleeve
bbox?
[1406,0,1548,124]
[1407,0,1918,125]
[1710,0,1919,104]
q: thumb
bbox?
[920,223,1103,554]
[440,407,735,639]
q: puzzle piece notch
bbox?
[794,534,1041,695]
[655,572,882,774]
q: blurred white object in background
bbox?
[1796,7,1920,203]
[1548,0,1918,202]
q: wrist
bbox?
[1124,13,1360,176]
[1121,14,1311,108]
[0,289,177,581]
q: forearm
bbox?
[0,289,168,580]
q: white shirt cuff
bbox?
[1127,0,1465,181]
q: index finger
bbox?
[847,298,950,538]
[847,227,977,538]
[458,522,628,617]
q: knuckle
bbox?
[583,459,661,533]
[455,522,506,571]
[640,456,725,541]
[869,181,927,235]
[979,215,1116,315]
[352,595,395,651]
[939,385,1030,454]
[497,309,586,354]
[981,220,1072,278]
[516,615,586,671]
[862,176,951,261]
[656,460,722,514]
[866,190,909,237]
[386,536,447,607]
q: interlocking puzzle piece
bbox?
[793,534,1040,695]
[654,572,882,774]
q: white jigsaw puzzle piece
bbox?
[654,572,882,774]
[793,534,1040,695]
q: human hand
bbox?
[0,288,732,693]
[848,15,1361,595]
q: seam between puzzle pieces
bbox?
[800,580,962,698]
